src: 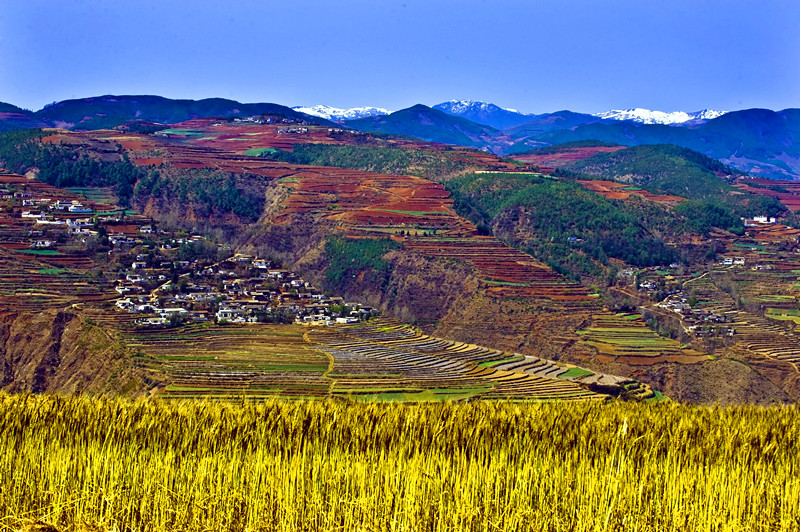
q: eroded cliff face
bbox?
[0,310,149,395]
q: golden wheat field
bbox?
[0,394,798,532]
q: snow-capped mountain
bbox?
[435,99,523,115]
[292,105,390,121]
[593,108,727,125]
[433,100,538,129]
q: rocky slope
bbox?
[0,309,150,395]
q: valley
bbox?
[0,98,800,405]
[4,2,798,528]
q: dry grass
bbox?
[1,394,798,531]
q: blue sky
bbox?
[1,0,798,113]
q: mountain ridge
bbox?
[592,108,727,125]
[432,100,538,129]
[0,94,797,177]
[10,94,336,130]
[344,104,502,150]
[292,105,390,121]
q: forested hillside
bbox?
[447,172,678,280]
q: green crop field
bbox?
[66,187,118,205]
[559,367,595,378]
[578,313,704,362]
[0,395,797,532]
[158,128,205,136]
[126,324,331,399]
[766,308,800,324]
[244,147,278,156]
[36,268,70,275]
[375,209,447,217]
[18,249,61,255]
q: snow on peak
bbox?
[593,108,727,125]
[439,99,522,114]
[292,105,390,121]
[691,109,727,121]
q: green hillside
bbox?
[517,140,621,156]
[0,102,30,114]
[565,144,737,200]
[447,172,678,279]
[562,144,786,234]
[262,142,486,180]
[0,102,47,132]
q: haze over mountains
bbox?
[0,94,797,179]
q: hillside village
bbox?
[5,167,800,339]
[0,172,378,328]
[115,253,377,327]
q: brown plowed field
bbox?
[0,173,30,184]
[747,223,800,242]
[406,237,591,301]
[512,146,626,167]
[734,178,800,211]
[39,130,592,303]
[577,180,685,206]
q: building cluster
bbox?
[744,216,777,227]
[657,294,734,337]
[718,256,746,266]
[14,194,95,228]
[115,254,378,327]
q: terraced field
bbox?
[0,248,111,313]
[115,323,332,399]
[681,271,800,372]
[729,270,800,309]
[41,130,596,306]
[97,314,630,401]
[765,308,800,324]
[511,145,626,167]
[405,237,591,300]
[280,166,473,235]
[577,179,685,206]
[66,129,477,237]
[578,313,706,365]
[747,223,800,242]
[68,128,592,306]
[734,177,800,211]
[308,319,627,401]
[0,174,129,316]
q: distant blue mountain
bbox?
[0,95,335,131]
[521,108,800,179]
[432,100,539,130]
[0,102,47,131]
[0,94,798,178]
[345,104,502,150]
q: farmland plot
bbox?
[578,313,706,365]
[309,319,613,401]
[124,324,332,399]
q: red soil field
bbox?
[734,178,800,212]
[0,243,29,250]
[405,237,591,301]
[614,354,707,366]
[747,223,800,242]
[578,180,685,206]
[0,173,29,184]
[39,131,591,302]
[280,167,467,233]
[512,146,626,167]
